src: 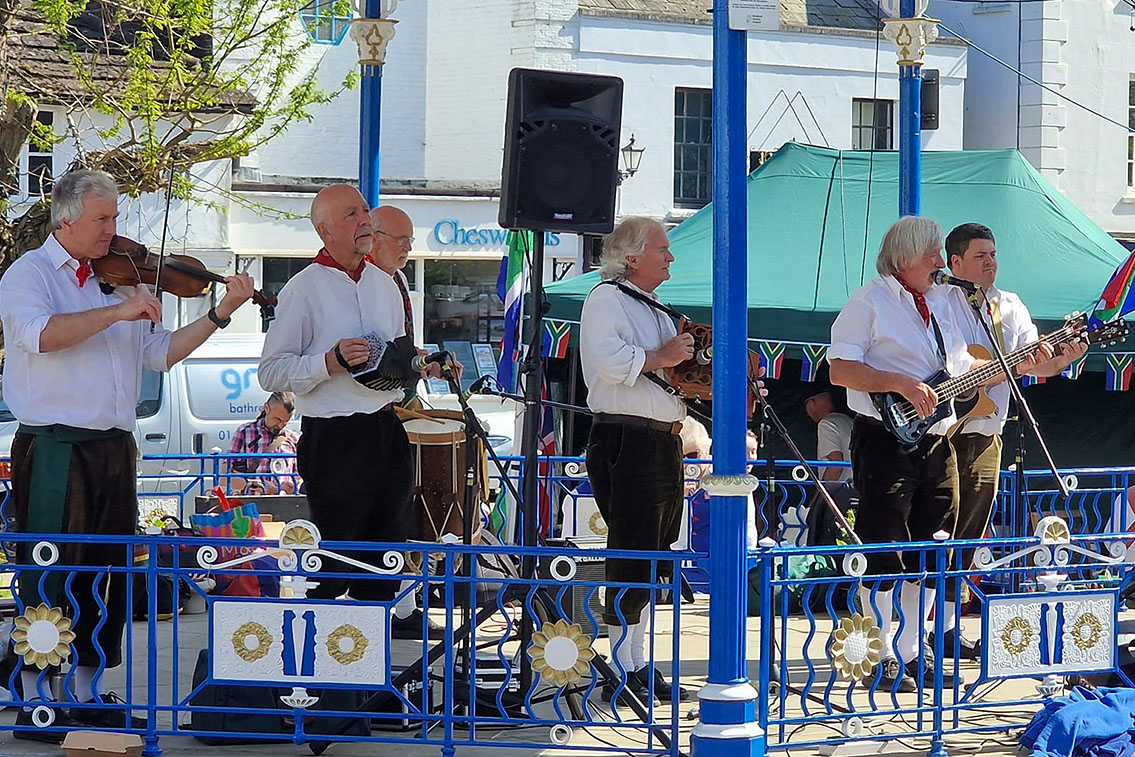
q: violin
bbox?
[94,235,277,318]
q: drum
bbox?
[402,409,489,543]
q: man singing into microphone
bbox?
[937,222,1084,659]
[259,185,449,640]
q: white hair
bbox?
[599,217,667,281]
[679,417,711,457]
[50,169,117,229]
[876,216,944,276]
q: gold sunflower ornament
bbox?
[1071,612,1103,652]
[12,604,75,669]
[1000,616,1034,656]
[528,620,596,687]
[830,613,884,680]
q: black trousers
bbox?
[850,416,958,583]
[298,410,413,602]
[585,422,683,626]
[10,430,137,668]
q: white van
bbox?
[1,332,517,496]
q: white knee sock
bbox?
[608,624,636,675]
[630,621,648,671]
[21,671,50,703]
[73,666,101,702]
[393,580,418,620]
[896,582,935,664]
[942,598,960,634]
[857,586,894,655]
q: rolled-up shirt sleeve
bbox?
[0,266,53,355]
[827,295,874,364]
[580,294,646,387]
[141,325,172,372]
[258,285,331,395]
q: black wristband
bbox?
[334,345,353,371]
[207,307,231,329]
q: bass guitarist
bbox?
[939,222,1086,659]
[827,216,1046,691]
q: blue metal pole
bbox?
[690,2,763,755]
[358,0,383,207]
[897,0,923,217]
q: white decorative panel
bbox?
[211,600,389,686]
[985,591,1115,679]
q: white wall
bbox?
[931,0,1135,236]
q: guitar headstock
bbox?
[1088,318,1130,347]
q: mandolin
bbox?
[871,314,1129,446]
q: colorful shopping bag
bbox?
[191,488,278,597]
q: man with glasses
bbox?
[369,205,416,340]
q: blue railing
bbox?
[0,454,1134,754]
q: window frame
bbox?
[299,0,352,45]
[851,98,895,151]
[674,87,714,209]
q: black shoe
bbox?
[634,667,690,702]
[600,672,653,705]
[70,692,148,729]
[391,609,445,640]
[863,656,916,693]
[14,707,83,743]
[928,628,980,660]
[904,647,963,687]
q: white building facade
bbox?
[929,0,1135,245]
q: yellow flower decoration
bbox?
[528,620,596,687]
[12,604,75,669]
[327,624,369,665]
[281,523,318,548]
[1071,612,1103,652]
[232,622,273,663]
[1000,616,1034,656]
[589,512,608,536]
[829,613,883,680]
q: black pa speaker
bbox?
[499,68,624,234]
[921,69,940,131]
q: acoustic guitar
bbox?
[870,314,1129,446]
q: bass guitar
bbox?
[871,314,1128,446]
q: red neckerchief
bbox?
[313,248,366,283]
[894,275,930,326]
[76,260,92,287]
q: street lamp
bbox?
[618,134,645,184]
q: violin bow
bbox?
[151,164,177,330]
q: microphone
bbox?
[411,350,450,373]
[694,346,712,365]
[932,270,979,293]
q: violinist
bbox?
[0,168,254,739]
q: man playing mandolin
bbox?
[827,216,1053,692]
[938,222,1087,660]
[0,169,255,738]
[580,216,692,704]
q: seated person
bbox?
[229,391,300,494]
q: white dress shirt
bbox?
[946,284,1038,436]
[817,411,854,482]
[828,275,974,437]
[0,233,171,432]
[580,280,685,423]
[258,260,406,417]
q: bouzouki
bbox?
[871,314,1129,446]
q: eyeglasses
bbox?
[374,229,415,247]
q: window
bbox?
[422,259,504,345]
[28,111,54,197]
[300,0,352,44]
[1128,79,1134,189]
[852,98,895,150]
[136,369,163,418]
[261,257,312,331]
[674,88,713,208]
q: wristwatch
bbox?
[207,307,231,329]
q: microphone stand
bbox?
[468,377,593,417]
[964,287,1069,502]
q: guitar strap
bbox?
[929,313,948,371]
